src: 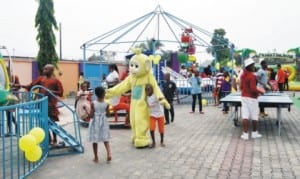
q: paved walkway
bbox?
[28,95,300,179]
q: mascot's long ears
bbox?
[130,48,161,65]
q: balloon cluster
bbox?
[149,55,161,65]
[19,127,45,162]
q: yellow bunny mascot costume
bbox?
[105,49,170,148]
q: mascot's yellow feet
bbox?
[134,138,150,148]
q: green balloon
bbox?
[177,53,188,63]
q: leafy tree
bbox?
[233,53,243,66]
[234,48,256,66]
[88,53,99,62]
[135,38,171,62]
[87,51,117,62]
[35,0,58,73]
[210,29,231,67]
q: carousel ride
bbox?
[81,5,229,88]
[80,5,229,69]
[80,5,230,126]
[1,46,84,178]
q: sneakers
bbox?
[241,132,262,140]
[223,111,228,114]
[252,131,262,139]
[241,132,249,140]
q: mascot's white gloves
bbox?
[159,98,171,110]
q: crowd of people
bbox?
[178,58,291,141]
[2,58,292,164]
[207,59,290,140]
[73,58,292,163]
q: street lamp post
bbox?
[99,50,104,86]
[230,43,235,77]
[0,46,13,74]
[82,44,86,78]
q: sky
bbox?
[1,0,300,61]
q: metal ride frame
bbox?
[80,5,232,75]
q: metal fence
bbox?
[1,92,49,179]
[167,77,216,105]
[87,76,216,105]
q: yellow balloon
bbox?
[153,55,161,65]
[29,127,45,144]
[19,134,37,152]
[227,61,232,67]
[25,145,42,162]
[109,105,114,114]
[202,99,207,106]
[215,63,220,70]
[188,55,196,62]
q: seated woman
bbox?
[106,64,119,88]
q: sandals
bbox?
[107,156,112,163]
[149,143,165,148]
[149,143,156,148]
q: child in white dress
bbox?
[88,86,112,163]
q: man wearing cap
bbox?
[240,58,264,140]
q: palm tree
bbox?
[135,38,164,53]
[35,0,59,73]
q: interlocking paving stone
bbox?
[26,94,300,179]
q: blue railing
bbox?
[1,85,84,179]
[0,91,49,179]
[160,78,215,104]
[29,85,84,157]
